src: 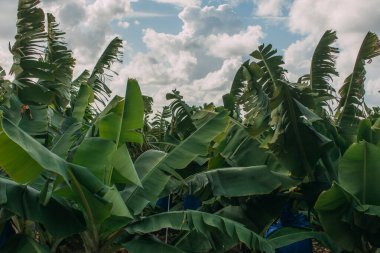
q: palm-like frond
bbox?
[304,30,339,112]
[88,37,123,106]
[335,32,380,140]
[44,13,75,110]
[150,106,171,141]
[166,89,197,140]
[250,44,286,96]
[70,70,90,102]
[231,45,284,134]
[268,81,332,180]
[240,62,271,132]
[10,0,47,86]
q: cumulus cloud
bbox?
[284,0,380,104]
[254,0,290,17]
[118,21,130,29]
[0,0,17,73]
[115,4,264,108]
[205,25,263,58]
[152,0,201,7]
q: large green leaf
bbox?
[189,166,296,197]
[124,236,186,253]
[336,32,380,141]
[0,117,68,183]
[51,122,82,159]
[126,210,273,252]
[94,79,143,185]
[72,84,93,122]
[124,111,229,215]
[0,116,107,195]
[268,81,332,179]
[220,124,269,167]
[315,141,380,251]
[121,79,144,138]
[111,144,142,186]
[18,105,49,136]
[73,137,116,181]
[0,177,85,238]
[339,141,380,205]
[315,183,361,251]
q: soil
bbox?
[313,239,332,253]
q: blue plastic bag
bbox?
[183,194,201,210]
[156,194,201,210]
[265,204,312,253]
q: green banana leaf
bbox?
[94,79,143,186]
[188,166,297,197]
[73,137,116,181]
[0,117,69,183]
[126,210,273,252]
[0,176,85,238]
[124,236,186,253]
[339,141,380,205]
[315,141,380,251]
[315,183,361,251]
[267,227,340,252]
[72,84,93,122]
[124,111,229,215]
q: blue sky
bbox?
[1,0,380,108]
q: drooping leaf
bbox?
[188,166,296,197]
[88,37,123,106]
[166,89,197,140]
[250,44,286,96]
[268,81,332,179]
[303,30,339,114]
[335,32,380,141]
[0,177,85,238]
[124,111,229,215]
[126,211,274,252]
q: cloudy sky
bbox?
[1,0,380,108]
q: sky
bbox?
[1,0,380,108]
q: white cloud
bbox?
[193,58,241,91]
[40,0,134,74]
[179,4,242,36]
[117,21,130,29]
[152,0,201,7]
[284,0,380,106]
[205,25,263,58]
[254,0,290,17]
[115,4,264,108]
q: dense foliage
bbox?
[1,1,380,252]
